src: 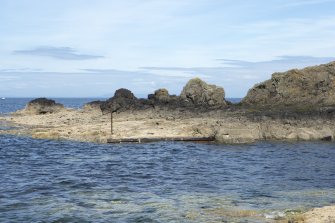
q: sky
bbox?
[1,0,335,98]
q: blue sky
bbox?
[1,0,335,98]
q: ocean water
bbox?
[1,98,335,222]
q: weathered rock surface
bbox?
[83,100,104,112]
[100,88,147,113]
[215,128,261,144]
[5,69,335,144]
[99,78,228,113]
[148,88,178,103]
[242,62,335,108]
[180,78,227,107]
[22,98,64,115]
[151,88,169,101]
[4,105,335,144]
[302,205,335,223]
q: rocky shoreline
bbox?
[1,105,334,144]
[1,62,335,144]
[1,62,335,222]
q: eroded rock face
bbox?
[24,98,64,115]
[100,88,137,113]
[153,89,170,101]
[99,79,228,113]
[114,88,137,100]
[100,88,151,113]
[242,61,335,108]
[148,88,179,105]
[180,78,227,107]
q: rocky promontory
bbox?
[180,77,227,107]
[242,61,335,109]
[1,62,335,145]
[17,97,65,115]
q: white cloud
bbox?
[14,46,104,60]
[1,0,335,97]
[141,56,335,97]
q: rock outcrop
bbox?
[100,88,138,113]
[100,88,152,113]
[242,61,335,109]
[148,89,173,102]
[99,78,228,113]
[148,89,180,108]
[180,78,227,107]
[23,98,64,115]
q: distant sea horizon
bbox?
[0,97,242,115]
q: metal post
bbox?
[110,105,113,137]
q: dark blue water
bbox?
[1,98,335,222]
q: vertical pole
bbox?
[110,105,113,137]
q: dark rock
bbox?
[29,98,56,106]
[321,135,332,141]
[99,79,228,114]
[100,88,151,113]
[100,88,137,113]
[242,61,335,109]
[148,94,155,100]
[114,88,136,100]
[148,88,179,106]
[24,98,64,114]
[153,88,170,102]
[180,78,227,107]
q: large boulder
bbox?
[100,88,141,113]
[148,88,179,105]
[152,88,170,102]
[180,78,227,107]
[23,98,64,115]
[242,61,335,108]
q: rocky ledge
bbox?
[1,62,335,144]
[16,98,65,115]
[98,77,228,114]
[242,61,335,110]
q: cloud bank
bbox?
[14,47,104,60]
[1,56,334,98]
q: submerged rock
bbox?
[23,98,64,115]
[180,78,227,107]
[242,61,335,109]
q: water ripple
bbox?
[0,135,335,222]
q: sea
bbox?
[1,98,335,222]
